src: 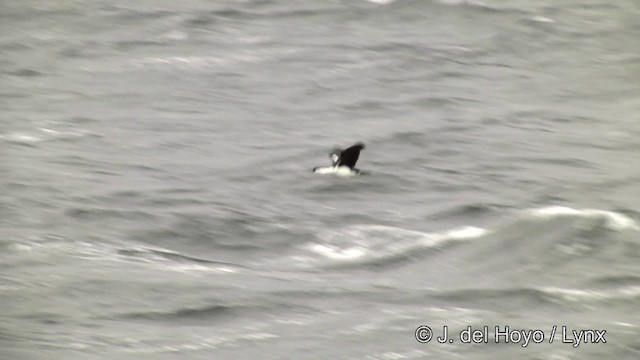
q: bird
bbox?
[313,142,366,176]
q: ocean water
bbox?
[2,0,640,359]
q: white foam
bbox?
[366,350,428,360]
[0,128,89,144]
[133,54,265,71]
[164,264,238,274]
[162,30,187,40]
[615,322,635,328]
[1,133,44,143]
[365,0,396,4]
[309,224,487,262]
[437,0,489,8]
[443,226,487,239]
[311,244,366,260]
[11,238,237,274]
[530,206,639,231]
[542,286,640,302]
[531,16,555,23]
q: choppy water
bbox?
[2,0,640,359]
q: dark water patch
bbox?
[19,312,66,325]
[406,96,458,108]
[210,8,250,19]
[433,121,485,135]
[341,99,399,112]
[107,190,145,199]
[386,131,429,145]
[8,69,42,77]
[3,182,33,191]
[116,248,246,269]
[531,192,569,205]
[305,173,415,197]
[433,0,528,15]
[68,116,99,125]
[433,287,554,308]
[575,2,621,10]
[0,91,28,99]
[421,165,465,176]
[432,202,501,219]
[89,169,120,177]
[133,210,306,252]
[58,41,111,59]
[115,40,167,50]
[0,41,34,52]
[120,299,313,325]
[180,3,347,27]
[184,14,217,27]
[507,156,596,170]
[322,213,397,226]
[66,207,158,222]
[154,186,209,196]
[548,114,600,124]
[119,163,169,175]
[101,187,213,209]
[143,196,209,208]
[48,154,98,169]
[590,275,640,287]
[365,41,428,54]
[430,283,640,309]
[123,304,235,322]
[266,8,340,20]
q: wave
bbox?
[0,127,94,145]
[434,202,502,219]
[122,304,237,322]
[128,54,269,72]
[541,286,640,303]
[290,204,637,271]
[528,206,639,231]
[590,275,640,286]
[434,285,640,305]
[7,68,42,77]
[116,247,245,270]
[304,224,487,267]
[528,16,555,24]
[365,0,397,4]
[7,237,244,274]
[86,243,245,274]
[116,330,278,354]
[435,0,528,14]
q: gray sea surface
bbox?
[2,0,640,359]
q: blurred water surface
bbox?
[2,0,640,359]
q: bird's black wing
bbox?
[337,142,365,169]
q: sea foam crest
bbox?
[0,128,89,144]
[542,286,640,302]
[365,0,396,4]
[311,225,487,261]
[530,206,639,231]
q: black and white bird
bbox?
[313,142,366,176]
